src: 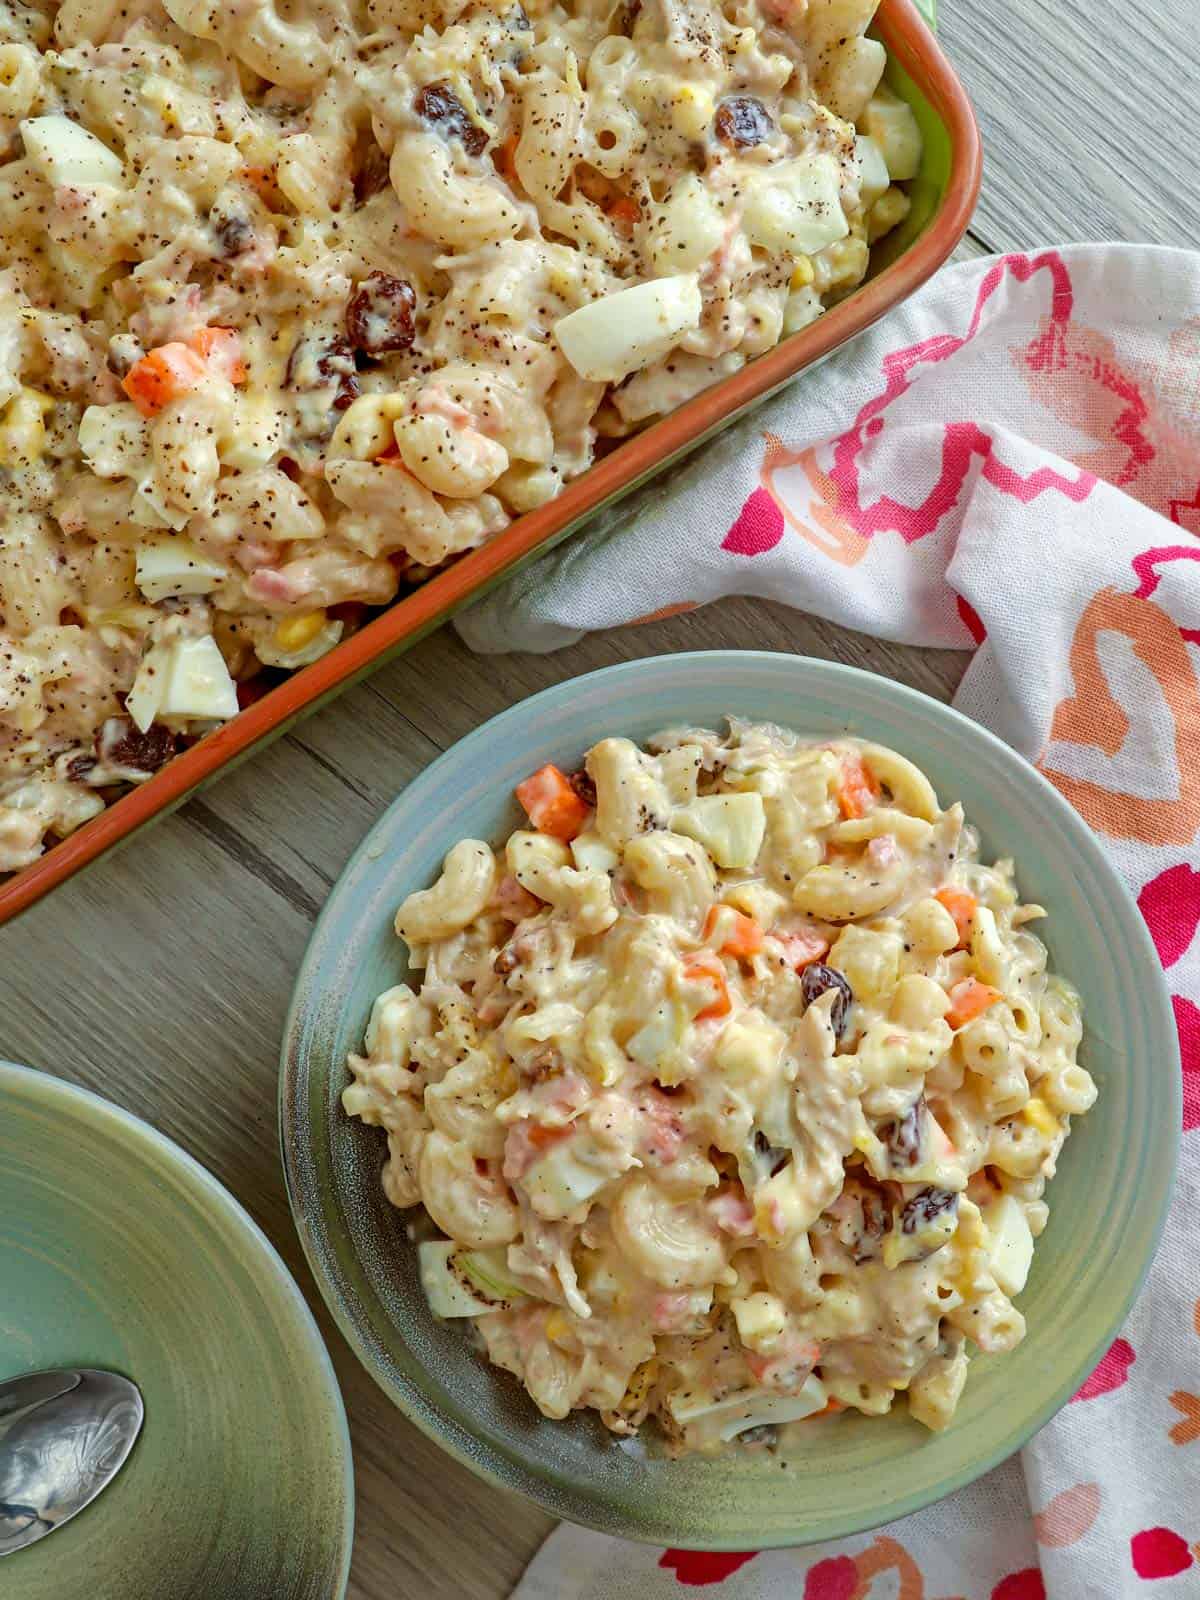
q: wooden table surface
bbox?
[5,3,1197,1596]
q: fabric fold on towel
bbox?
[477,245,1199,1599]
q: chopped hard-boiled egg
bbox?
[648,176,726,275]
[570,830,620,874]
[125,634,239,732]
[856,134,891,208]
[524,1132,616,1220]
[21,115,125,188]
[668,1374,828,1440]
[134,536,228,602]
[860,86,923,181]
[982,1193,1034,1297]
[741,153,849,257]
[418,1241,526,1317]
[553,274,702,383]
[672,793,766,869]
[626,999,684,1068]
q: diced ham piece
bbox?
[867,833,900,867]
[492,873,542,923]
[746,1335,821,1391]
[710,1188,756,1237]
[652,1293,699,1333]
[246,566,306,604]
[636,1088,684,1164]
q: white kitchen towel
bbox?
[467,245,1200,1599]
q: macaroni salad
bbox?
[344,723,1095,1451]
[0,0,921,872]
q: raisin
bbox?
[885,1099,925,1168]
[64,752,98,783]
[568,768,597,808]
[737,1424,778,1448]
[285,335,360,411]
[96,716,178,775]
[529,1047,564,1081]
[214,212,253,258]
[713,97,773,150]
[800,963,853,1039]
[353,142,392,205]
[753,1129,790,1176]
[859,1185,886,1240]
[899,1187,958,1234]
[345,272,417,357]
[413,82,487,157]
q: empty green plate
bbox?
[0,1063,353,1598]
[281,652,1179,1549]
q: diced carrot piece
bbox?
[121,342,208,416]
[803,1397,844,1421]
[244,164,285,208]
[606,194,641,238]
[946,977,1002,1029]
[835,752,880,819]
[515,763,591,842]
[702,904,764,960]
[934,887,978,945]
[495,132,520,187]
[527,1122,570,1152]
[683,950,732,1021]
[188,326,247,384]
[776,929,830,970]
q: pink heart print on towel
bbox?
[1072,1338,1136,1402]
[1138,865,1200,1130]
[1139,865,1200,969]
[803,1555,858,1600]
[1130,1528,1196,1580]
[991,1572,1045,1600]
[657,1550,759,1585]
[720,487,784,557]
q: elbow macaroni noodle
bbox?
[344,722,1095,1451]
[0,0,918,872]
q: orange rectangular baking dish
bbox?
[1,0,980,924]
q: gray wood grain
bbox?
[940,0,1200,252]
[0,3,1179,1594]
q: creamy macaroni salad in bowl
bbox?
[0,0,923,876]
[283,654,1175,1545]
[344,721,1095,1451]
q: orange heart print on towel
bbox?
[803,1537,927,1600]
[755,434,871,566]
[1039,559,1200,845]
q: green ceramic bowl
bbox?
[281,652,1179,1550]
[0,1063,353,1597]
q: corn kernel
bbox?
[790,255,815,289]
[1022,1097,1059,1138]
[670,84,714,140]
[731,1292,787,1351]
[273,610,326,653]
[0,387,53,467]
[545,1311,572,1345]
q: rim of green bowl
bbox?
[1,1059,355,1590]
[280,650,1179,1550]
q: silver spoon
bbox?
[0,1369,143,1556]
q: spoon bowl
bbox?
[0,1369,143,1556]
